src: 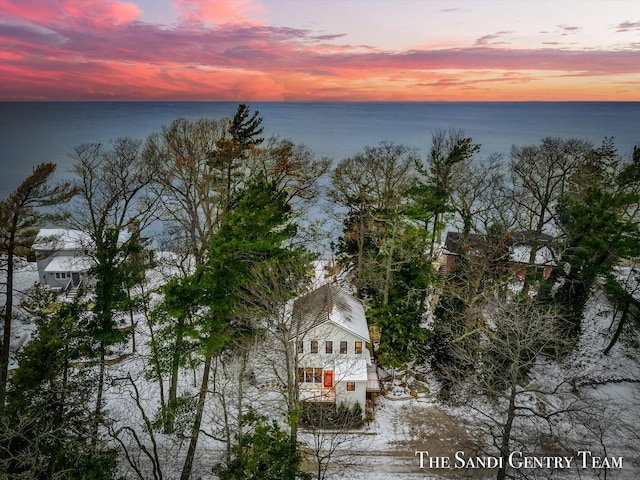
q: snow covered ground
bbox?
[4,257,640,479]
[1,259,39,369]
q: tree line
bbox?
[1,105,639,479]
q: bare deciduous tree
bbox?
[68,137,156,443]
[440,298,578,480]
[109,374,165,480]
[249,137,331,212]
[508,137,592,293]
[329,141,419,292]
[449,153,513,235]
[144,117,229,267]
[300,401,369,480]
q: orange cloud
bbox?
[1,0,638,101]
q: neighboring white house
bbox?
[32,229,94,293]
[292,283,380,417]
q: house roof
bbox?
[33,229,92,251]
[293,284,370,343]
[510,245,556,266]
[33,228,132,251]
[444,230,557,257]
[43,255,93,273]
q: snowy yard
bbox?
[4,257,639,479]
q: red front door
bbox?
[323,371,333,388]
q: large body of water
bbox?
[1,101,638,198]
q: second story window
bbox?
[355,341,363,354]
[310,340,318,353]
[297,340,303,353]
[340,341,347,354]
[325,341,333,354]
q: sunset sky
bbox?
[1,0,639,101]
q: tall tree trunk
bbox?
[128,288,136,353]
[0,251,13,413]
[497,384,517,480]
[522,212,546,295]
[180,354,212,480]
[214,356,233,464]
[93,341,106,447]
[147,316,167,429]
[430,211,440,259]
[283,328,300,452]
[382,222,397,307]
[0,222,17,413]
[604,301,630,356]
[356,208,366,291]
[235,347,249,445]
[166,315,185,434]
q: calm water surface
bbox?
[1,102,638,197]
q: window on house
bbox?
[355,341,363,354]
[55,272,60,279]
[340,341,347,354]
[310,340,318,353]
[346,381,355,391]
[299,367,324,383]
[325,341,333,354]
[297,340,303,353]
[323,371,333,388]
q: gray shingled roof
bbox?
[293,284,370,342]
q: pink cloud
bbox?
[1,0,141,29]
[0,0,638,100]
[175,0,264,25]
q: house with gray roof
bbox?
[32,228,94,295]
[292,283,380,417]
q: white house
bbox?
[293,283,380,417]
[32,227,145,296]
[32,229,94,293]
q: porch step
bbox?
[66,287,80,299]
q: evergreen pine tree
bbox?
[0,163,76,412]
[1,297,117,479]
[180,179,306,480]
[213,410,303,480]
